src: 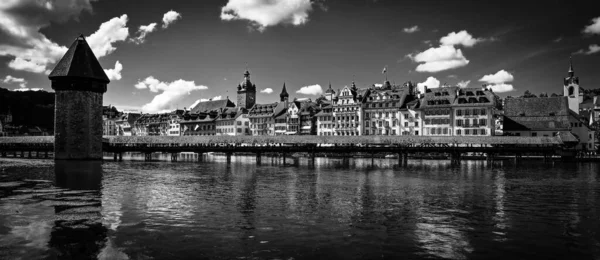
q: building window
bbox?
[481,109,486,115]
[473,109,479,116]
[415,122,418,127]
[532,132,537,137]
[456,110,462,116]
[443,128,448,135]
[479,119,486,126]
[415,131,419,135]
[457,129,462,135]
[465,110,471,116]
[456,119,462,126]
[480,129,486,135]
[465,129,470,135]
[404,122,408,127]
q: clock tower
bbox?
[237,70,256,110]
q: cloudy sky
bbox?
[1,0,599,113]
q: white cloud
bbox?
[417,76,440,93]
[403,25,420,33]
[457,80,470,88]
[574,44,600,55]
[220,0,314,31]
[3,75,27,88]
[583,17,600,35]
[440,30,483,47]
[131,23,157,44]
[135,76,208,113]
[162,10,181,29]
[198,95,224,102]
[87,15,130,58]
[0,0,93,73]
[260,88,273,94]
[296,84,322,95]
[408,45,469,73]
[479,70,514,84]
[13,88,44,92]
[103,61,123,81]
[487,83,514,93]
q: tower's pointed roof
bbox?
[48,34,110,83]
[568,56,574,74]
[325,82,336,94]
[280,82,289,99]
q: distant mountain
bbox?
[0,87,55,132]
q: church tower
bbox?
[49,34,109,160]
[563,57,581,114]
[237,70,256,109]
[280,82,289,102]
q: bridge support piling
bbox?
[451,152,461,166]
[1,151,6,158]
[113,153,118,161]
[28,151,32,158]
[118,153,123,161]
[197,152,203,162]
[144,153,152,162]
[44,151,48,159]
[403,153,408,164]
[398,153,403,166]
[20,151,24,158]
[515,153,522,163]
[282,153,286,165]
[171,153,178,162]
[256,153,261,165]
[226,153,232,164]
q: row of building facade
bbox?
[103,65,597,151]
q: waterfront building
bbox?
[420,86,457,136]
[102,105,120,136]
[181,99,235,136]
[216,107,250,136]
[299,100,319,135]
[564,58,583,115]
[115,112,141,136]
[316,103,334,136]
[324,83,336,101]
[362,80,413,136]
[249,84,288,136]
[167,109,185,136]
[503,96,596,151]
[399,88,422,136]
[452,87,499,136]
[332,82,364,136]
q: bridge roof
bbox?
[103,135,562,145]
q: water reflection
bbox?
[1,158,600,259]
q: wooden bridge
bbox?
[0,135,575,165]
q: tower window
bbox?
[568,86,574,96]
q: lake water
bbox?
[0,154,599,259]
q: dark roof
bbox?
[249,102,280,117]
[48,34,110,83]
[190,99,235,114]
[420,87,458,108]
[502,97,584,131]
[505,97,569,117]
[453,87,497,107]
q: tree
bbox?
[539,92,548,98]
[550,93,560,97]
[522,90,537,98]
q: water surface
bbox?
[0,155,599,259]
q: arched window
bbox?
[568,86,575,96]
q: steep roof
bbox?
[503,97,582,131]
[190,99,235,114]
[249,102,279,117]
[453,87,497,107]
[504,97,569,117]
[48,34,110,83]
[420,87,458,108]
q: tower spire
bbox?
[568,56,574,77]
[280,82,289,102]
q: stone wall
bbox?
[54,91,103,160]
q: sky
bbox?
[1,0,599,113]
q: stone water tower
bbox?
[49,34,110,160]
